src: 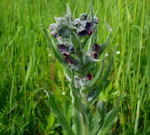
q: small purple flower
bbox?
[58,44,70,56]
[86,73,93,80]
[78,30,88,36]
[77,21,95,36]
[90,43,102,59]
[91,51,99,59]
[92,43,101,53]
[51,31,58,38]
[58,44,67,52]
[65,56,74,64]
[85,22,93,29]
[87,30,93,35]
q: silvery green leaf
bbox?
[97,101,106,118]
[69,63,80,71]
[72,112,82,135]
[42,28,68,67]
[48,92,75,135]
[77,20,87,32]
[55,17,67,23]
[64,69,71,81]
[74,75,81,88]
[88,55,101,62]
[72,18,81,26]
[49,23,58,31]
[90,54,114,103]
[86,85,103,103]
[71,32,80,51]
[93,16,99,24]
[88,4,94,22]
[97,107,118,135]
[65,4,72,20]
[87,90,97,102]
[91,101,106,135]
[55,24,72,38]
[87,59,105,88]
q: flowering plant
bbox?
[43,4,118,135]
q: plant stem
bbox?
[81,111,89,135]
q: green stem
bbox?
[80,93,89,135]
[81,112,89,135]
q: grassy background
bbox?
[0,0,149,134]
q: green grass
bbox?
[0,0,149,134]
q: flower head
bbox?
[65,56,74,64]
[92,43,101,53]
[86,73,93,80]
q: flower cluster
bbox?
[48,7,107,89]
[72,13,98,36]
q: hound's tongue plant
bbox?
[43,4,118,135]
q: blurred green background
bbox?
[0,0,149,134]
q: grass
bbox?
[0,0,149,134]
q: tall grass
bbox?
[0,0,149,134]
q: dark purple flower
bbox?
[58,44,67,52]
[86,73,93,80]
[85,22,93,29]
[87,30,93,35]
[91,51,99,59]
[90,44,102,59]
[92,43,101,53]
[65,56,74,64]
[58,44,70,56]
[78,30,88,36]
[51,31,58,38]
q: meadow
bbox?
[0,0,149,134]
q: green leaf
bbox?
[71,32,80,52]
[101,23,112,51]
[46,113,55,131]
[42,28,68,67]
[90,101,106,135]
[100,53,114,89]
[48,92,75,135]
[66,3,71,17]
[88,54,114,104]
[97,101,106,118]
[87,59,105,88]
[97,107,118,135]
[72,111,82,135]
[64,68,72,81]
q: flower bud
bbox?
[85,22,93,29]
[80,13,88,20]
[65,56,74,64]
[78,30,88,36]
[86,73,93,80]
[88,30,93,35]
[93,17,99,24]
[92,43,101,53]
[58,44,70,56]
[91,51,99,59]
